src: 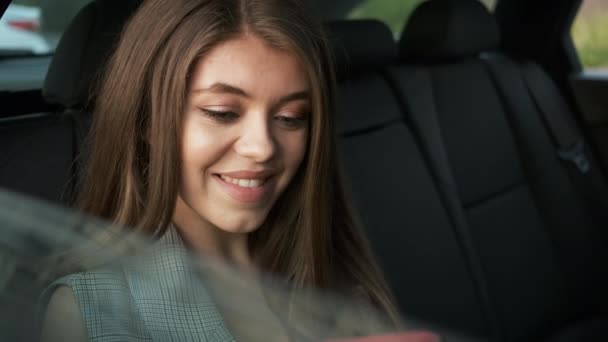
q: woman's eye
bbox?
[201,109,239,122]
[275,115,308,129]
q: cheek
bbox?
[180,117,232,175]
[279,129,309,173]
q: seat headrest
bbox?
[43,0,141,109]
[325,20,397,79]
[399,0,500,61]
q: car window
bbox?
[1,0,91,56]
[0,0,92,91]
[571,0,608,72]
[347,0,498,37]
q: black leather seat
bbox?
[383,0,608,340]
[0,0,140,205]
[329,20,489,341]
[0,113,77,203]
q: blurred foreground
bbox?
[0,189,406,342]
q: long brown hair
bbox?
[78,0,398,320]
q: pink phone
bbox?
[326,331,441,342]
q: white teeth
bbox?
[220,175,264,188]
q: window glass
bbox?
[347,0,497,37]
[0,0,90,56]
[478,0,498,12]
[347,0,425,36]
[571,0,608,71]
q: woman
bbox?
[41,0,400,340]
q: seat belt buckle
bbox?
[558,141,590,174]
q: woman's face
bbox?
[176,34,310,236]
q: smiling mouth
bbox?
[213,173,273,203]
[216,174,268,188]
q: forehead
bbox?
[189,34,309,95]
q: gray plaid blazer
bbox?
[44,226,236,342]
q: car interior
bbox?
[1,0,608,341]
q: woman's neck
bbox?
[172,197,253,269]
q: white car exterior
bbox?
[0,4,50,55]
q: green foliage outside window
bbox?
[348,0,496,37]
[347,0,423,36]
[572,0,608,70]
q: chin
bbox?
[212,213,267,235]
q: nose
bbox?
[234,114,277,163]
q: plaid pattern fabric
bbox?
[45,225,236,342]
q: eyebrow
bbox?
[193,83,249,97]
[192,82,310,108]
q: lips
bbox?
[213,170,275,203]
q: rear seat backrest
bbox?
[0,0,141,204]
[43,0,141,110]
[328,21,489,338]
[0,114,76,203]
[392,0,608,340]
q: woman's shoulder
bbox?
[41,267,149,342]
[47,266,130,295]
[41,267,134,321]
[41,266,135,323]
[41,286,88,342]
